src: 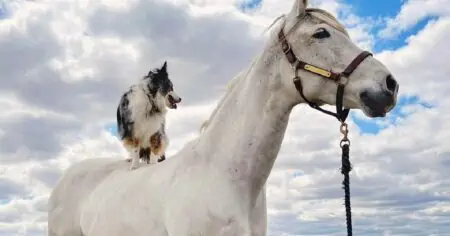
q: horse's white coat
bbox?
[47,1,398,235]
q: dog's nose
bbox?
[177,97,182,102]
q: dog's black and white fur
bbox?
[116,62,181,170]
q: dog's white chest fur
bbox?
[127,85,166,146]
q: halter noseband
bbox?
[278,29,373,123]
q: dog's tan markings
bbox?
[149,132,164,156]
[123,138,140,163]
[123,137,140,148]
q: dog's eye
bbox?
[312,28,330,39]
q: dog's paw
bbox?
[129,166,138,171]
[129,163,139,171]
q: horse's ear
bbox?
[289,0,308,18]
[161,61,167,73]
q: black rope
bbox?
[341,143,353,236]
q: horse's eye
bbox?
[312,28,330,39]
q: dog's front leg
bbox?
[129,148,140,170]
[149,152,159,164]
[123,138,140,170]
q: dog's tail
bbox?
[116,106,121,125]
[116,106,124,139]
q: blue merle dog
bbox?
[116,62,181,170]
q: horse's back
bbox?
[48,158,128,236]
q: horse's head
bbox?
[276,0,399,118]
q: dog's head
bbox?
[144,61,182,109]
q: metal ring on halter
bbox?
[282,43,291,54]
[339,76,349,86]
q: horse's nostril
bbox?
[360,91,369,99]
[386,74,397,93]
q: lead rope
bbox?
[340,122,352,236]
[293,73,354,236]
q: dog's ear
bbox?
[146,69,154,78]
[160,61,167,73]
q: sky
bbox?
[0,0,450,235]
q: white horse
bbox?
[47,0,399,235]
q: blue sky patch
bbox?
[351,95,434,135]
[342,0,435,52]
[0,198,10,205]
[237,0,262,12]
[0,2,7,20]
[343,0,402,19]
[105,123,118,137]
[373,16,437,52]
[290,170,304,178]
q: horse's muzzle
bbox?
[360,89,397,117]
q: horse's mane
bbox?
[199,8,349,133]
[198,58,258,133]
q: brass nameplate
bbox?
[304,64,332,78]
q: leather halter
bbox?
[278,29,373,123]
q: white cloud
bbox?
[379,0,450,39]
[377,17,450,103]
[1,0,450,235]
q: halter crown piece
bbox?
[278,26,373,236]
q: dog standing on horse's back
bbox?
[116,61,181,170]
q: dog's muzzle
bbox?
[167,94,182,109]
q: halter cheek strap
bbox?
[278,29,373,122]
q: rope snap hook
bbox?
[340,122,350,148]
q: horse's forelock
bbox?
[263,8,349,40]
[306,8,349,37]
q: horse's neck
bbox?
[196,48,294,196]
